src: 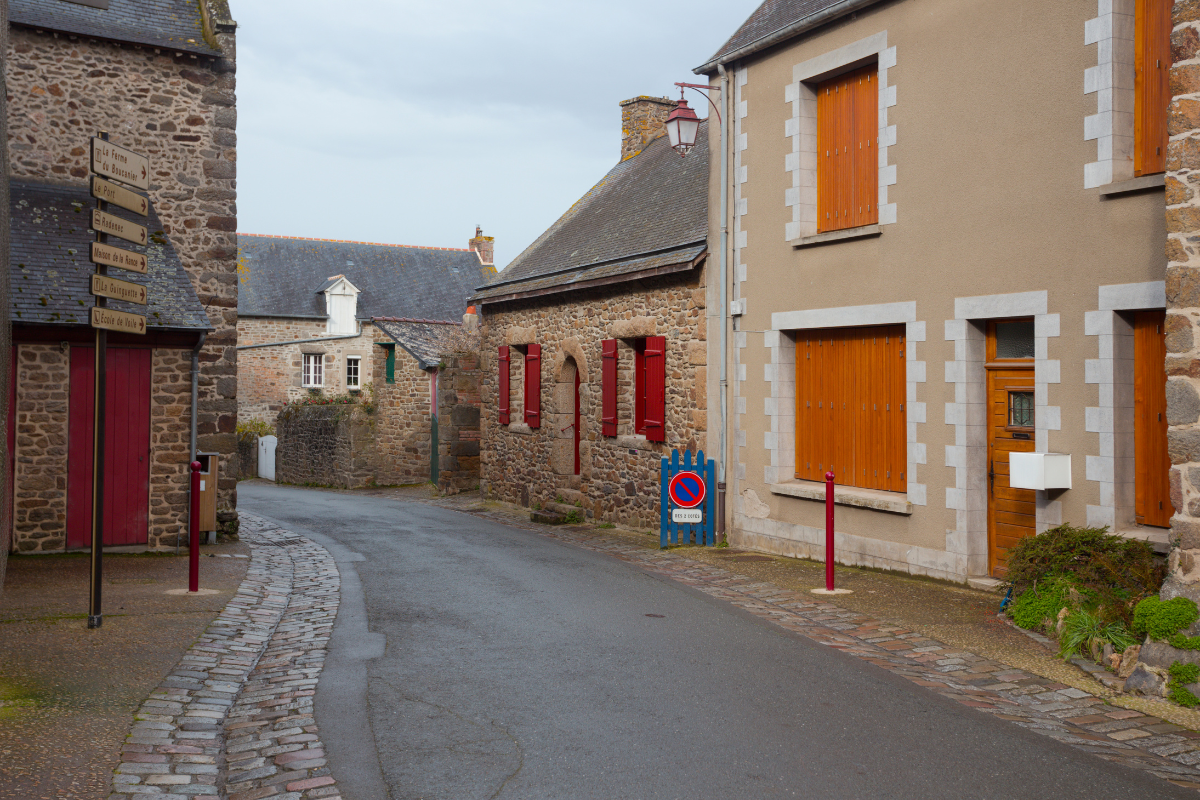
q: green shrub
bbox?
[1133,595,1200,641]
[1058,608,1138,659]
[1008,576,1080,632]
[236,419,274,440]
[1169,662,1200,708]
[1003,524,1165,625]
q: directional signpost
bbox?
[86,132,151,629]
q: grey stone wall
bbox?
[237,433,258,481]
[371,341,434,486]
[275,404,377,489]
[436,352,481,495]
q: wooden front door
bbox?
[987,320,1037,577]
[67,347,152,549]
[1135,310,1173,527]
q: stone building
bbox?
[695,0,1173,583]
[236,230,493,423]
[472,99,709,528]
[4,0,238,551]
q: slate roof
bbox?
[10,0,223,56]
[373,318,465,370]
[9,178,211,331]
[472,121,709,303]
[237,235,492,322]
[695,0,881,73]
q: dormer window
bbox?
[319,275,361,335]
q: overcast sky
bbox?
[234,0,759,271]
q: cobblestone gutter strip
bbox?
[108,513,343,800]
[523,523,1200,792]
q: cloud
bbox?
[235,0,758,267]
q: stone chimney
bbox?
[469,225,494,266]
[620,96,675,161]
[463,305,479,332]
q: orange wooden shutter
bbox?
[794,325,905,491]
[643,336,666,442]
[601,339,618,437]
[1134,310,1172,526]
[1136,0,1170,176]
[524,343,541,428]
[498,345,510,424]
[817,65,877,233]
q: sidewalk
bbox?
[0,543,250,799]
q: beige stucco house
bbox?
[698,0,1172,584]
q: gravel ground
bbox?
[0,542,249,800]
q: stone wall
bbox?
[237,317,376,423]
[237,433,258,481]
[275,403,377,489]
[619,96,674,161]
[147,347,196,550]
[436,352,481,495]
[5,9,240,529]
[12,345,68,551]
[0,0,10,583]
[1167,2,1200,598]
[478,268,706,528]
[371,341,433,485]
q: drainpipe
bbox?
[717,63,730,537]
[189,332,206,463]
[235,321,364,351]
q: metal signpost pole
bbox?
[88,131,109,630]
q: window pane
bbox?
[995,320,1035,359]
[1009,391,1034,428]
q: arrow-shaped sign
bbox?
[91,274,148,306]
[91,241,148,274]
[91,176,149,217]
[91,306,146,335]
[92,208,147,247]
[90,137,149,190]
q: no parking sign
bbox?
[660,450,716,547]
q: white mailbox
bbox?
[1009,452,1071,491]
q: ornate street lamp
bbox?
[666,83,723,157]
[665,91,701,157]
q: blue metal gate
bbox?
[659,449,717,548]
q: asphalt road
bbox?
[240,483,1187,800]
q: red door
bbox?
[67,347,152,548]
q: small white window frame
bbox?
[346,356,361,389]
[303,353,324,388]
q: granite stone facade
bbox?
[435,352,482,495]
[12,344,68,551]
[371,338,433,486]
[1166,0,1200,598]
[6,5,239,531]
[274,403,376,489]
[479,270,707,529]
[237,317,376,424]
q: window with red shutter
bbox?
[601,339,618,437]
[524,343,541,428]
[643,336,666,443]
[498,345,510,424]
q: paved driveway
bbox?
[240,483,1188,800]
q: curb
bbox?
[108,513,343,800]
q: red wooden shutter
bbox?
[498,345,510,424]
[601,339,618,437]
[644,336,666,442]
[524,343,541,428]
[1136,0,1170,176]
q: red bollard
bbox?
[825,470,835,591]
[189,460,201,593]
